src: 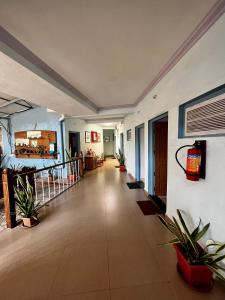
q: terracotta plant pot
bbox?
[174,244,213,288]
[48,175,53,182]
[68,174,76,182]
[119,165,126,172]
[22,216,39,228]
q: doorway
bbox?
[135,123,145,184]
[69,131,80,158]
[148,113,168,209]
[103,129,115,157]
[120,133,124,155]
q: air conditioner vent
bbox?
[185,93,225,136]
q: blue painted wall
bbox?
[2,107,63,169]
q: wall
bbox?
[2,107,63,169]
[103,129,114,156]
[64,118,104,156]
[123,15,225,242]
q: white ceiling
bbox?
[0,0,218,112]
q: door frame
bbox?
[135,123,145,181]
[68,131,80,156]
[148,112,168,195]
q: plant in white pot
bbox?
[14,175,40,228]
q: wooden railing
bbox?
[2,157,83,229]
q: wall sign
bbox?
[85,131,91,143]
[14,130,57,159]
[91,131,98,143]
[127,129,132,141]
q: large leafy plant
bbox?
[14,175,40,218]
[158,209,225,280]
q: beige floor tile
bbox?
[66,217,107,245]
[50,290,110,300]
[108,239,167,288]
[106,215,144,242]
[52,242,109,296]
[0,249,62,300]
[110,282,177,300]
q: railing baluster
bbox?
[58,167,61,194]
[48,171,51,200]
[34,173,38,203]
[62,168,65,191]
[41,171,45,204]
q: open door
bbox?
[154,117,168,204]
[69,131,80,157]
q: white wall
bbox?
[123,15,225,242]
[65,118,104,156]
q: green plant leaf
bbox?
[211,254,225,265]
[195,223,210,242]
[177,209,199,256]
[207,265,225,281]
[191,218,201,240]
[216,243,225,254]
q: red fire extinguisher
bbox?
[175,141,206,181]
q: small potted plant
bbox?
[14,175,40,228]
[118,149,126,172]
[158,209,225,289]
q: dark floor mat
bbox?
[115,165,120,168]
[149,195,166,213]
[126,181,143,189]
[137,200,162,215]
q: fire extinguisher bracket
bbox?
[175,140,206,181]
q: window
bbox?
[178,84,225,138]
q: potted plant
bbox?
[117,149,126,172]
[14,175,40,228]
[158,209,225,288]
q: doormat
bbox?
[115,166,120,168]
[149,195,166,213]
[137,200,162,215]
[126,181,143,189]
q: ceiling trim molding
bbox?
[99,103,135,110]
[0,26,98,113]
[135,0,225,105]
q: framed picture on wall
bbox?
[91,131,98,143]
[127,129,132,141]
[85,131,91,143]
[97,133,101,142]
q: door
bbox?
[154,121,168,198]
[135,124,145,183]
[69,132,80,157]
[120,133,124,154]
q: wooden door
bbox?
[154,121,168,196]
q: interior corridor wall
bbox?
[64,118,103,156]
[2,107,63,169]
[123,15,225,242]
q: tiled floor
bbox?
[0,159,224,299]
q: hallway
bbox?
[0,159,224,300]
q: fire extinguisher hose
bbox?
[175,145,193,174]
